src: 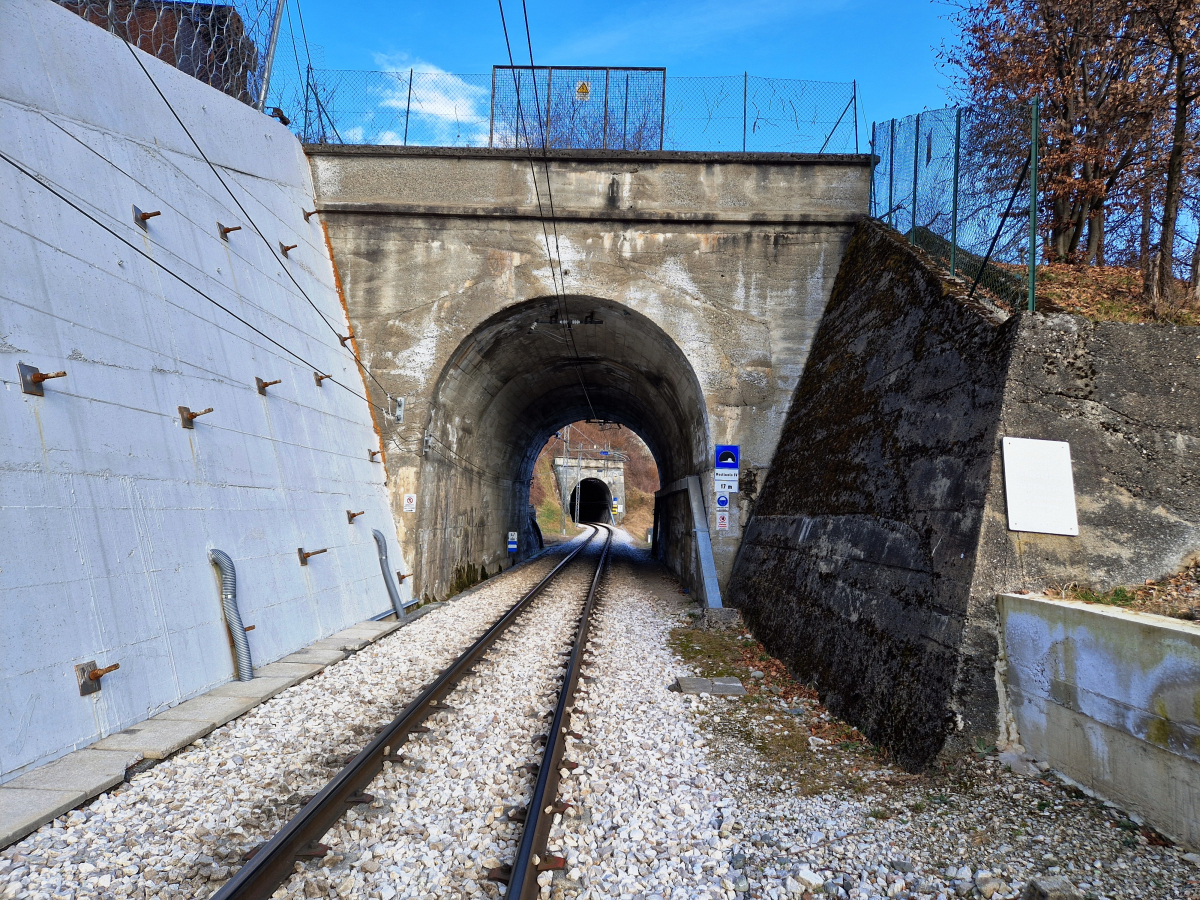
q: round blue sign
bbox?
[715,494,729,509]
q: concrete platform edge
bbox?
[0,612,409,850]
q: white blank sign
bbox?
[1001,437,1079,535]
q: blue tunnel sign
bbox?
[715,445,739,470]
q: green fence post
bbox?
[950,108,961,276]
[742,72,748,152]
[887,120,895,226]
[910,112,920,244]
[1028,97,1039,312]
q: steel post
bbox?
[255,0,287,112]
[1029,96,1039,312]
[488,67,496,147]
[659,71,666,150]
[853,80,859,153]
[950,108,961,276]
[910,112,920,244]
[870,121,877,217]
[404,69,413,146]
[888,119,895,226]
[742,72,748,152]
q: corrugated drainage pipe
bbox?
[209,549,254,681]
[373,529,408,620]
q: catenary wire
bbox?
[0,147,392,419]
[119,38,392,401]
[495,0,598,423]
[515,0,599,420]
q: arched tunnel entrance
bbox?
[416,295,709,598]
[568,478,613,524]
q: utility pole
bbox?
[559,426,568,534]
[574,438,583,525]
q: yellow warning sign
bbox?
[576,81,591,101]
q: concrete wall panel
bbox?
[1000,593,1200,846]
[0,0,407,781]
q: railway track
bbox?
[214,523,614,900]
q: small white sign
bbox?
[715,493,730,509]
[402,493,416,512]
[716,511,729,530]
[714,471,739,493]
[1001,437,1079,536]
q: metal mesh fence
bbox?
[491,67,665,150]
[267,68,860,153]
[57,0,281,107]
[872,105,1034,310]
[665,76,858,152]
[269,68,493,146]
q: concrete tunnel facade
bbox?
[307,145,872,600]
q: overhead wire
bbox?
[0,147,392,419]
[495,0,599,422]
[119,38,388,399]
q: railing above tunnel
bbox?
[267,68,861,154]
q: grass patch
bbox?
[669,617,886,796]
[1073,585,1138,607]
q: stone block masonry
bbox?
[727,219,1019,769]
[728,218,1200,769]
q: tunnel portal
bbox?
[310,146,872,599]
[569,478,613,524]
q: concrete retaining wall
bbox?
[945,314,1200,763]
[1000,593,1200,847]
[0,0,406,782]
[726,220,1018,768]
[728,218,1200,768]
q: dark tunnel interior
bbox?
[416,294,711,594]
[568,478,613,523]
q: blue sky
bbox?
[286,0,959,130]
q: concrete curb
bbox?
[0,615,407,850]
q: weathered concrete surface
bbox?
[307,144,872,600]
[672,676,747,697]
[0,0,408,783]
[553,456,625,523]
[727,218,1200,769]
[1000,593,1200,847]
[960,315,1200,760]
[727,221,1018,768]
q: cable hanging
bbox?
[0,148,392,420]
[119,38,387,399]
[496,0,598,423]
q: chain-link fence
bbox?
[268,68,493,146]
[57,0,281,107]
[872,105,1037,310]
[666,75,858,152]
[267,67,860,154]
[491,67,665,150]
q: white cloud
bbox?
[362,54,490,146]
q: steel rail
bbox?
[212,527,603,900]
[503,523,613,899]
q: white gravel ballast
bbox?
[5,529,1196,900]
